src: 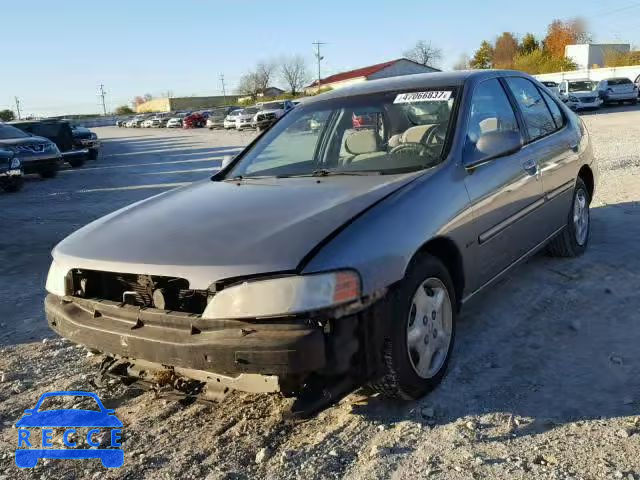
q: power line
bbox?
[14,97,22,120]
[312,41,326,90]
[98,84,107,116]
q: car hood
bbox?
[16,410,122,428]
[53,173,421,288]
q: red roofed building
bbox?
[305,58,439,93]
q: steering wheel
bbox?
[423,123,447,146]
[389,142,428,157]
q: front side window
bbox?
[226,88,458,178]
[466,78,519,147]
[568,81,596,92]
[505,77,556,141]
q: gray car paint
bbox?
[52,70,596,305]
[53,172,423,290]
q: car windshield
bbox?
[262,102,284,110]
[0,124,30,139]
[243,108,259,114]
[568,81,596,92]
[37,395,101,412]
[607,78,632,86]
[225,88,458,178]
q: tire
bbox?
[39,168,58,179]
[547,177,590,257]
[67,158,85,168]
[368,254,457,400]
[2,177,23,192]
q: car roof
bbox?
[302,70,526,105]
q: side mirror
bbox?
[465,130,522,170]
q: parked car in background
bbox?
[252,100,295,131]
[45,71,597,411]
[142,118,154,128]
[158,117,171,127]
[71,125,100,160]
[235,107,258,130]
[0,148,23,192]
[558,79,602,110]
[540,80,560,96]
[207,106,241,129]
[116,119,126,127]
[597,78,638,105]
[166,116,183,128]
[635,74,640,96]
[11,119,88,168]
[223,109,242,129]
[0,123,61,178]
[129,116,147,128]
[183,112,206,129]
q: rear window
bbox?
[607,78,632,85]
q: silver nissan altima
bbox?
[45,70,597,413]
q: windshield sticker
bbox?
[393,91,452,103]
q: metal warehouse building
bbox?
[136,95,240,113]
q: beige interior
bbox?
[344,129,379,155]
[478,117,498,133]
[401,124,435,143]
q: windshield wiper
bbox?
[277,169,379,178]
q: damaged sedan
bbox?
[45,71,597,414]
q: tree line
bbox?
[463,19,588,74]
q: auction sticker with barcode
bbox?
[393,91,452,103]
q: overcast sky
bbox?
[3,0,639,116]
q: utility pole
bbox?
[14,97,21,120]
[98,84,107,116]
[312,41,326,91]
[219,74,227,104]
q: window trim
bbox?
[501,76,566,146]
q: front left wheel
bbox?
[369,254,456,400]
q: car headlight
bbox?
[45,259,69,296]
[568,96,579,102]
[10,157,21,169]
[90,133,97,140]
[202,270,361,320]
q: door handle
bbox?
[522,158,538,175]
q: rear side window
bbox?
[504,77,556,141]
[539,89,564,129]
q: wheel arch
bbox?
[409,236,465,309]
[578,164,594,201]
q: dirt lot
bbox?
[1,110,639,480]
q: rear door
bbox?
[503,77,578,236]
[463,78,545,290]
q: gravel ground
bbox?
[1,109,639,479]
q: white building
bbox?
[305,58,439,93]
[565,43,630,70]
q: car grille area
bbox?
[69,270,209,314]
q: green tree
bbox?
[513,49,576,74]
[470,41,494,69]
[114,105,134,115]
[519,33,539,55]
[0,109,15,121]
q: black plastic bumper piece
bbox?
[45,294,326,376]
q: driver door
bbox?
[463,78,545,291]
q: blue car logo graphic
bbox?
[15,391,124,468]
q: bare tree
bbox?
[236,72,261,99]
[280,55,311,95]
[255,61,277,92]
[403,40,442,67]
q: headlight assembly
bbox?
[45,260,69,297]
[202,270,361,320]
[10,157,21,169]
